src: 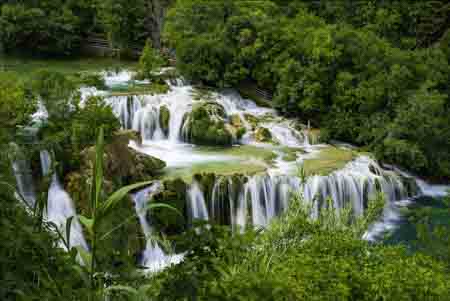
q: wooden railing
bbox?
[254,87,273,101]
[82,35,177,64]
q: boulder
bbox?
[81,130,166,184]
[151,178,188,235]
[183,102,233,146]
[254,127,272,143]
[159,105,170,137]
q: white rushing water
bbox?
[91,71,428,234]
[14,69,445,273]
[187,181,210,222]
[40,150,89,251]
[131,182,184,273]
[12,158,37,207]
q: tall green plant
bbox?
[77,127,179,299]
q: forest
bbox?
[1,0,450,300]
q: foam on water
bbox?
[131,182,184,272]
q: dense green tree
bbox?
[0,1,82,55]
[137,39,164,80]
[165,0,450,179]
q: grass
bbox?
[196,145,278,164]
[109,82,170,96]
[280,147,305,162]
[302,146,356,176]
[0,55,137,81]
[162,161,268,183]
[159,145,278,182]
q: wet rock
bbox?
[152,178,188,235]
[183,102,233,146]
[254,127,272,142]
[159,105,170,136]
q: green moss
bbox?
[197,145,277,164]
[306,128,321,145]
[109,82,169,96]
[191,86,215,101]
[281,147,305,162]
[162,162,267,183]
[72,72,107,90]
[159,105,171,136]
[0,55,136,82]
[254,127,273,143]
[184,102,233,146]
[302,146,356,176]
[243,113,260,129]
[152,178,187,235]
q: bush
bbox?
[137,39,164,80]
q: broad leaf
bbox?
[78,215,94,236]
[99,181,153,217]
[94,127,104,210]
[146,202,183,218]
[75,246,92,269]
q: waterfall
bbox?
[262,121,307,147]
[187,156,419,229]
[40,150,88,251]
[132,183,183,272]
[106,86,194,143]
[12,157,36,207]
[187,181,209,222]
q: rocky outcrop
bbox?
[182,102,234,146]
[151,178,188,235]
[65,130,166,215]
[254,127,272,143]
[159,105,170,136]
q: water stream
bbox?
[131,182,184,272]
[13,70,448,274]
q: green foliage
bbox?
[96,0,147,49]
[0,1,84,55]
[75,73,108,90]
[137,39,165,80]
[0,72,36,141]
[147,193,450,300]
[79,127,179,298]
[166,0,450,179]
[184,102,233,146]
[0,186,89,300]
[407,193,450,267]
[33,71,120,173]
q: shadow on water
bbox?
[382,196,449,253]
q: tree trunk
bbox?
[145,0,167,49]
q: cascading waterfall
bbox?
[197,156,418,230]
[132,182,183,272]
[102,81,304,147]
[106,86,194,143]
[40,150,88,251]
[12,157,37,207]
[262,121,307,147]
[186,181,209,222]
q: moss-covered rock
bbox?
[65,130,166,264]
[80,130,165,185]
[152,178,187,235]
[254,127,272,142]
[183,102,233,146]
[230,114,243,128]
[228,114,247,140]
[243,113,259,129]
[159,105,170,136]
